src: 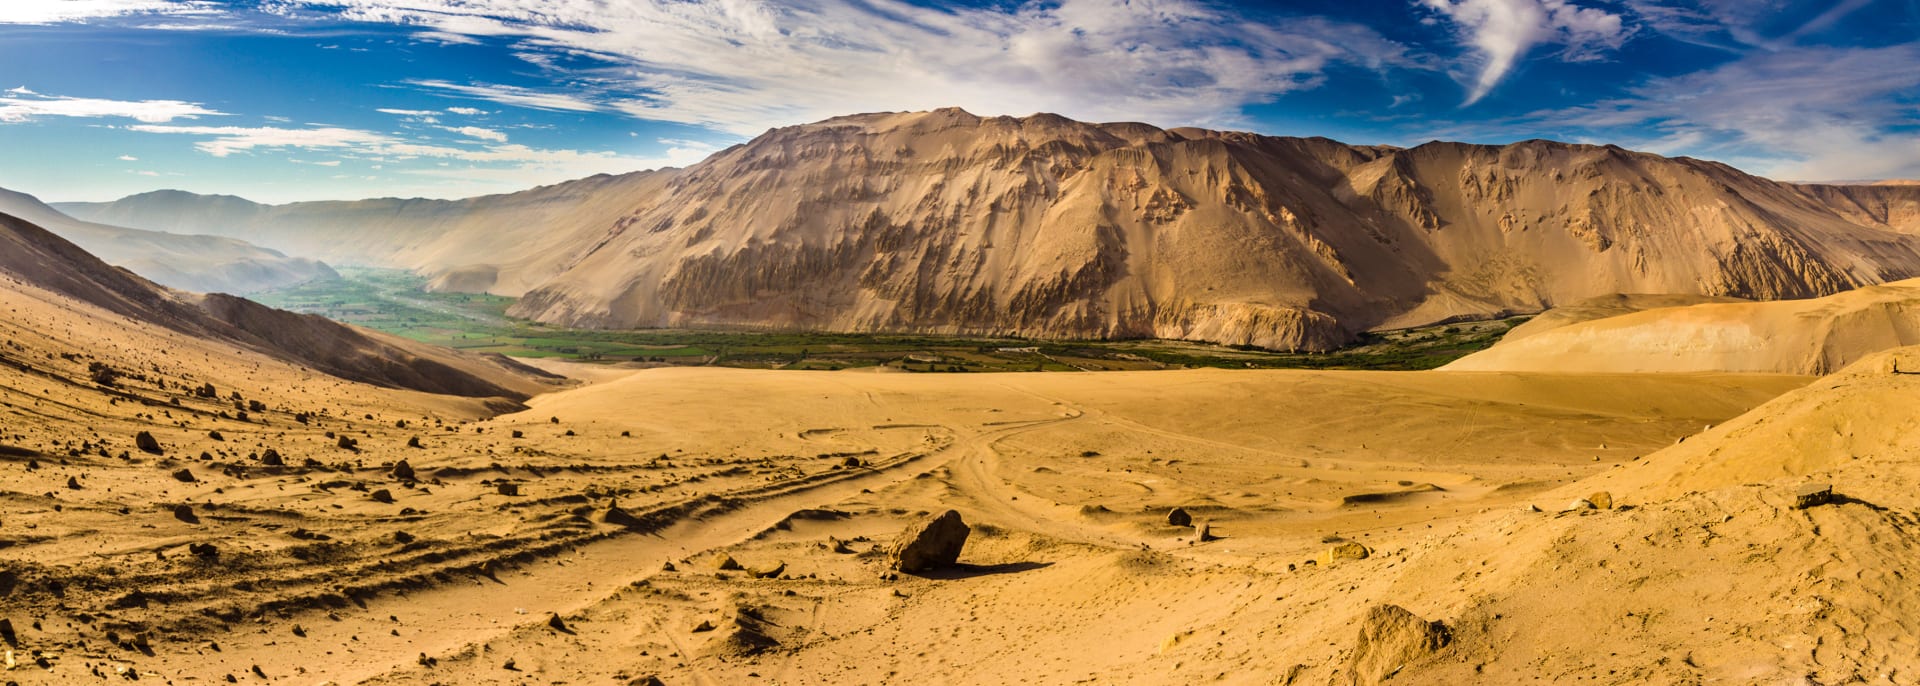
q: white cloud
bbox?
[1420,0,1629,105]
[376,108,436,116]
[118,154,139,161]
[445,106,485,116]
[408,79,600,113]
[126,124,392,156]
[1522,44,1920,181]
[0,0,222,24]
[442,125,507,142]
[272,0,1412,135]
[0,90,225,123]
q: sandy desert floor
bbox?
[1,272,1821,686]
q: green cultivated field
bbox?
[253,268,1523,372]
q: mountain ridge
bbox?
[55,108,1920,350]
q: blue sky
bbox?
[0,0,1914,203]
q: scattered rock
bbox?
[390,459,415,481]
[188,542,219,559]
[1345,604,1452,685]
[628,677,667,686]
[604,504,642,527]
[207,430,224,441]
[1562,499,1596,512]
[547,614,571,633]
[171,468,196,483]
[511,430,524,439]
[370,489,395,504]
[337,435,359,451]
[1587,491,1614,510]
[842,456,863,468]
[1795,483,1834,510]
[1167,507,1192,527]
[889,509,971,573]
[172,504,199,524]
[750,561,787,579]
[1195,519,1220,542]
[496,482,521,496]
[1318,541,1371,566]
[135,431,163,455]
[406,436,423,449]
[829,537,854,554]
[261,449,284,466]
[0,617,15,647]
[709,553,745,571]
[691,619,716,633]
[66,476,81,490]
[394,531,416,544]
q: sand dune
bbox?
[1446,278,1920,374]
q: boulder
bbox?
[1344,604,1452,685]
[390,459,415,481]
[135,431,163,455]
[1166,507,1192,527]
[1587,491,1614,510]
[888,510,970,573]
[172,504,199,524]
[369,489,395,504]
[1794,483,1834,510]
[708,553,745,571]
[170,468,196,483]
[1195,519,1219,542]
[1318,541,1371,566]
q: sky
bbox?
[0,0,1914,204]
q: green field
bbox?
[252,268,1524,372]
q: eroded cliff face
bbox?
[506,109,1920,350]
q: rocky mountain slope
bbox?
[60,109,1920,350]
[0,187,337,294]
[1444,277,1920,374]
[0,210,555,399]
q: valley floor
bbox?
[2,329,1823,683]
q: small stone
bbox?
[171,468,196,483]
[1794,483,1834,510]
[1195,519,1219,542]
[391,459,415,481]
[1166,507,1192,527]
[406,437,423,449]
[750,561,787,579]
[547,614,570,632]
[1587,491,1614,510]
[173,504,199,524]
[496,482,521,496]
[66,476,82,490]
[691,620,715,633]
[370,489,395,504]
[1563,499,1595,512]
[261,449,284,466]
[135,431,163,455]
[709,553,745,571]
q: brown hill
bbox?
[0,186,337,294]
[508,109,1920,349]
[1444,278,1920,374]
[0,211,556,399]
[57,110,1920,350]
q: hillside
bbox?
[0,210,556,399]
[1444,278,1920,374]
[59,110,1920,350]
[0,187,337,294]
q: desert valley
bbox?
[5,1,1920,683]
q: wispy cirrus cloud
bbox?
[1418,0,1631,105]
[0,0,222,24]
[0,87,225,123]
[270,0,1415,135]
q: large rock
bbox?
[135,431,163,455]
[1344,604,1452,685]
[888,510,970,573]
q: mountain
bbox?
[0,210,556,400]
[55,171,675,297]
[1442,278,1920,375]
[58,109,1920,351]
[0,187,337,294]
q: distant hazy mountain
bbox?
[60,109,1920,351]
[55,172,675,297]
[0,187,336,295]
